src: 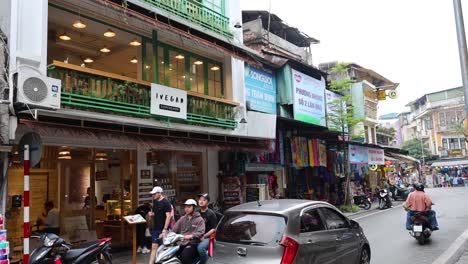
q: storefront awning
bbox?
[17,122,270,153]
[388,153,420,163]
[385,155,397,161]
[431,159,468,167]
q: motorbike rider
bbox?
[404,183,439,230]
[172,199,205,264]
[197,193,218,264]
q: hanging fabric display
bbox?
[319,142,327,167]
[292,137,309,168]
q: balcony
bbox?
[47,61,238,129]
[436,124,456,132]
[141,0,232,38]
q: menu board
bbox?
[245,187,260,202]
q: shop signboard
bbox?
[449,149,463,156]
[245,64,277,114]
[368,148,385,165]
[291,69,326,126]
[349,144,368,164]
[325,90,348,132]
[151,84,187,119]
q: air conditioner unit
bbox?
[16,66,61,110]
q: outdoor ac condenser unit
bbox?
[15,66,61,110]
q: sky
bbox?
[240,0,467,116]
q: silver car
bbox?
[210,200,370,264]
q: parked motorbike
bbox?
[389,185,410,201]
[29,232,112,264]
[155,232,203,264]
[409,212,432,245]
[378,189,392,210]
[352,195,372,210]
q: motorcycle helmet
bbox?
[414,183,425,192]
[184,199,198,206]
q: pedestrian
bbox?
[197,193,218,264]
[40,201,60,235]
[147,186,172,264]
[172,199,205,264]
[135,202,152,254]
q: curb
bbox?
[343,201,404,218]
[433,229,468,264]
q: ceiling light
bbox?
[193,60,203,65]
[59,33,71,41]
[58,150,72,160]
[130,38,141,46]
[95,152,108,161]
[175,54,185,59]
[130,57,138,63]
[104,29,116,38]
[145,65,150,69]
[83,58,94,63]
[210,65,220,71]
[100,46,111,53]
[73,19,86,29]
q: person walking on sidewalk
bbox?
[197,193,218,264]
[147,186,172,264]
[135,202,152,254]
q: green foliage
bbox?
[326,63,364,137]
[401,139,431,160]
[338,204,360,213]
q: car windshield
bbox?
[216,212,287,246]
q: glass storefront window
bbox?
[158,46,165,85]
[169,50,186,90]
[144,41,154,83]
[190,58,205,94]
[208,62,222,97]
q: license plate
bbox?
[413,225,423,232]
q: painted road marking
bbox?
[432,228,468,264]
[352,204,404,221]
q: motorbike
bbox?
[389,185,410,201]
[29,232,112,264]
[155,232,204,264]
[378,189,392,210]
[352,195,372,210]
[409,212,433,245]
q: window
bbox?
[157,47,164,85]
[457,111,464,122]
[208,62,222,97]
[442,138,448,150]
[364,126,369,143]
[300,209,326,233]
[320,208,349,230]
[461,138,466,150]
[202,0,224,14]
[439,113,446,126]
[450,138,460,150]
[143,41,153,83]
[425,117,433,130]
[190,58,205,94]
[446,112,456,127]
[216,213,286,246]
[169,50,186,90]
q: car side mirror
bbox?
[350,220,360,229]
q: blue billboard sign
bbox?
[245,64,277,114]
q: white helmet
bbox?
[184,199,198,206]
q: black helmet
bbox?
[415,183,425,192]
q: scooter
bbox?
[29,232,112,264]
[352,195,372,210]
[155,232,202,264]
[378,189,392,210]
[409,212,432,245]
[389,185,410,201]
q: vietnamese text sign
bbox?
[245,64,277,114]
[151,84,187,119]
[292,69,326,126]
[349,144,368,164]
[368,148,384,165]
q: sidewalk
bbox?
[343,200,404,218]
[454,244,468,264]
[112,250,149,264]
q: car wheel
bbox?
[359,247,370,264]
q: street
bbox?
[349,187,468,264]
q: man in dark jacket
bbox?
[197,193,218,264]
[173,199,205,264]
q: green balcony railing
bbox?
[47,61,237,129]
[142,0,232,38]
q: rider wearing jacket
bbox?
[173,199,205,264]
[405,184,439,230]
